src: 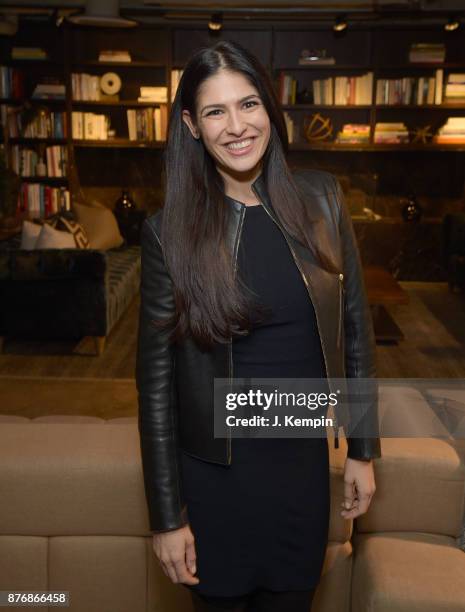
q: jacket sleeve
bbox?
[135,216,189,532]
[332,175,382,461]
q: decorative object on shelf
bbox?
[298,48,335,65]
[410,124,434,144]
[401,193,423,222]
[303,112,333,142]
[114,188,143,244]
[295,86,313,104]
[100,72,122,101]
[115,188,136,216]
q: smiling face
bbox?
[182,69,271,183]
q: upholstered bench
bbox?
[0,238,140,355]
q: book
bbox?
[98,50,132,63]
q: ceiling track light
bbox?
[208,13,223,32]
[333,15,348,33]
[444,16,460,32]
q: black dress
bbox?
[181,200,331,597]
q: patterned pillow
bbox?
[32,212,90,249]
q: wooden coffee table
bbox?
[363,266,409,343]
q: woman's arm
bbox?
[135,216,189,532]
[333,175,382,461]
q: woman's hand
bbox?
[340,457,376,520]
[152,523,200,585]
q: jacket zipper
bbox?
[253,191,341,450]
[337,273,344,349]
[228,206,246,464]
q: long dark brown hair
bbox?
[157,39,338,350]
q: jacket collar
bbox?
[224,171,277,219]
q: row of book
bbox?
[10,145,67,178]
[0,66,25,99]
[72,73,105,101]
[277,72,374,105]
[71,112,109,140]
[6,110,67,139]
[376,70,443,105]
[127,107,167,141]
[312,73,373,105]
[18,184,71,218]
[71,110,167,141]
[376,71,465,105]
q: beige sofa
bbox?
[0,413,465,612]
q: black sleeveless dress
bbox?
[181,200,331,597]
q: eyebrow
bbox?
[200,94,260,114]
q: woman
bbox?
[136,40,381,612]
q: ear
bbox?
[182,110,200,140]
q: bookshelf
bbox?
[1,18,465,219]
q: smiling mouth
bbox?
[224,137,256,150]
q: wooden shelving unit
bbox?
[1,17,465,215]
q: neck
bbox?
[217,162,263,204]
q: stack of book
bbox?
[434,117,465,144]
[12,145,67,177]
[11,46,48,61]
[7,110,67,139]
[444,74,465,104]
[98,50,131,63]
[374,122,409,144]
[32,81,66,100]
[336,124,370,144]
[409,43,445,64]
[171,69,183,102]
[311,73,373,105]
[72,73,101,101]
[137,86,167,103]
[72,112,109,139]
[127,105,168,141]
[19,184,70,217]
[0,66,24,98]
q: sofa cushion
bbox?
[35,223,76,249]
[355,438,465,538]
[20,220,42,249]
[73,202,124,250]
[351,532,465,612]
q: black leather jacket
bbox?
[136,168,382,533]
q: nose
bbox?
[225,108,247,137]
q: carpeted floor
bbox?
[0,375,137,419]
[0,282,464,383]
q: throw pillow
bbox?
[20,220,42,249]
[34,223,76,249]
[73,201,124,250]
[44,212,90,249]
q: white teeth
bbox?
[226,138,253,150]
